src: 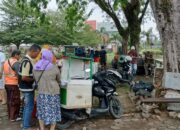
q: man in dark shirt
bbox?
[100,46,107,70]
[94,48,100,62]
[19,44,41,130]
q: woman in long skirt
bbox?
[33,49,61,130]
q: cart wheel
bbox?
[109,96,123,119]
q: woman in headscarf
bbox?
[35,44,57,64]
[33,49,61,130]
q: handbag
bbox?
[33,62,50,90]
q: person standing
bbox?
[0,48,6,105]
[100,46,107,70]
[112,52,119,69]
[33,50,61,130]
[3,50,21,121]
[128,46,138,76]
[18,44,41,130]
[144,51,154,77]
[94,47,100,63]
[89,48,94,59]
[57,55,63,73]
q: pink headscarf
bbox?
[34,49,54,71]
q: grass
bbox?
[140,48,163,59]
[107,52,115,64]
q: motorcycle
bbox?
[118,55,133,82]
[106,55,133,86]
[105,69,133,86]
[56,70,123,129]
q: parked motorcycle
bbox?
[118,55,133,82]
[106,55,133,86]
[56,70,123,130]
[105,69,132,86]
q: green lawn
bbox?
[107,52,115,64]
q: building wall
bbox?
[85,20,97,30]
[97,22,117,32]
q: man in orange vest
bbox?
[3,50,21,122]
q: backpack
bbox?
[132,81,154,94]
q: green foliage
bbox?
[74,25,101,46]
[110,33,123,43]
[140,48,163,56]
[113,0,128,10]
[107,52,115,64]
[0,0,100,47]
[58,0,90,34]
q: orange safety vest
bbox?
[3,58,18,85]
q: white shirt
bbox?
[0,51,6,72]
[0,51,5,88]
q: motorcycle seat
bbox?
[93,86,105,97]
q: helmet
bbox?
[131,46,135,50]
[119,55,126,63]
[125,55,132,61]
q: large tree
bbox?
[17,0,150,53]
[93,0,150,54]
[151,0,180,72]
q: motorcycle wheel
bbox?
[109,96,123,119]
[56,118,74,130]
[120,70,133,82]
[127,74,133,82]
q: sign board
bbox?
[163,72,180,90]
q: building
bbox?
[85,20,118,35]
[96,22,118,35]
[85,20,97,30]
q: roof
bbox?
[97,22,118,32]
[64,54,93,61]
[85,20,97,30]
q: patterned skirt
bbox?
[37,94,61,125]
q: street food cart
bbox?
[60,53,97,109]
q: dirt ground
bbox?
[1,76,180,130]
[1,104,180,130]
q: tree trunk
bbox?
[124,1,141,53]
[16,43,20,49]
[122,38,128,54]
[94,0,149,54]
[151,0,180,73]
[120,34,129,54]
[129,23,141,52]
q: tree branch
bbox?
[107,0,114,13]
[93,0,126,36]
[139,0,150,23]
